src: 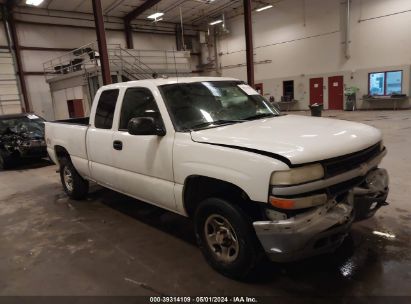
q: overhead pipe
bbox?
[213,27,221,76]
[179,6,186,50]
[345,0,351,59]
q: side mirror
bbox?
[127,117,166,136]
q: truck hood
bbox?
[190,115,382,165]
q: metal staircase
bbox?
[43,42,192,82]
[108,46,156,80]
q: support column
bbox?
[92,0,111,85]
[243,0,254,87]
[124,21,134,49]
[6,9,30,112]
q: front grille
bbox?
[327,176,364,197]
[322,142,381,177]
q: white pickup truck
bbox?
[46,77,389,279]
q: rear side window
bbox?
[95,89,119,129]
[119,87,162,130]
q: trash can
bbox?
[309,103,323,117]
[345,94,356,111]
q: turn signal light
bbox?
[269,194,327,210]
[269,197,295,209]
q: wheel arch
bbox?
[183,175,262,219]
[54,145,71,165]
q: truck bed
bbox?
[45,119,89,170]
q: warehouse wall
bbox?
[11,7,196,120]
[219,0,411,110]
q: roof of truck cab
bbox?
[101,77,241,89]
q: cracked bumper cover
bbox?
[253,167,389,262]
[254,200,354,262]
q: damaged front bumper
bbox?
[254,198,354,262]
[254,167,389,262]
[18,143,48,158]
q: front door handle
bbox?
[113,140,123,150]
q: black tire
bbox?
[59,158,89,200]
[194,197,264,280]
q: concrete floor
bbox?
[0,110,410,296]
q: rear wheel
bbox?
[60,159,89,200]
[194,197,263,279]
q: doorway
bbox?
[67,99,84,118]
[283,80,294,101]
[328,76,344,110]
[309,78,324,105]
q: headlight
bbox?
[270,163,324,185]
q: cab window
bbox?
[95,89,119,129]
[119,87,163,131]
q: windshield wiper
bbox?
[189,119,245,131]
[244,113,277,121]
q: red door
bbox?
[309,78,324,105]
[67,99,84,118]
[328,76,344,110]
[255,83,263,95]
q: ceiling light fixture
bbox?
[147,12,164,20]
[256,4,273,12]
[26,0,44,6]
[209,19,223,25]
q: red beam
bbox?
[8,11,31,112]
[20,46,74,52]
[243,0,255,87]
[124,20,133,49]
[92,0,111,85]
[21,71,44,76]
[124,0,163,49]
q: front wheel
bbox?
[60,159,89,200]
[194,197,263,279]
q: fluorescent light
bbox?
[26,0,44,6]
[147,12,164,20]
[209,20,223,25]
[256,4,273,12]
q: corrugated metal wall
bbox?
[0,50,22,114]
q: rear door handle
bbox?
[113,140,123,150]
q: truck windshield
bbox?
[159,81,280,131]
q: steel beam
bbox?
[243,0,255,87]
[92,0,112,85]
[124,20,134,49]
[124,0,162,23]
[123,0,162,49]
[6,8,30,112]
